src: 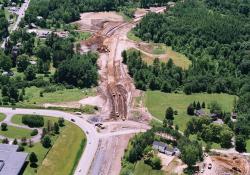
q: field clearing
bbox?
[134,161,164,175]
[0,125,32,138]
[129,45,191,69]
[16,86,95,106]
[144,91,236,131]
[127,31,191,69]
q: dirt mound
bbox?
[212,155,250,175]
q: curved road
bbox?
[0,107,145,175]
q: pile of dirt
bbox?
[211,154,250,175]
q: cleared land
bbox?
[134,161,164,175]
[127,31,191,69]
[0,113,6,122]
[20,116,86,175]
[0,125,32,138]
[144,91,236,131]
[16,86,95,106]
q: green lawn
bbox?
[0,113,6,122]
[22,119,86,175]
[16,86,95,107]
[144,91,236,131]
[0,125,32,139]
[134,161,164,175]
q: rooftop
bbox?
[0,144,28,175]
[153,141,167,148]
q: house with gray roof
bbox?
[0,144,28,175]
[152,141,180,156]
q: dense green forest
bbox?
[130,0,250,151]
[23,0,176,28]
[0,10,8,40]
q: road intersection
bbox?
[0,107,146,175]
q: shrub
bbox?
[31,129,38,136]
[22,115,44,127]
[41,135,52,148]
[17,145,25,152]
[1,123,7,131]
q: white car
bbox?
[75,112,82,115]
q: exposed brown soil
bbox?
[211,154,250,175]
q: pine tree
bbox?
[196,101,201,110]
[165,107,174,120]
[13,138,18,145]
[202,102,206,108]
[29,152,38,167]
[193,101,196,109]
[54,122,60,134]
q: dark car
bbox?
[71,119,75,122]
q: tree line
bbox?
[122,49,183,92]
[23,0,177,28]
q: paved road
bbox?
[1,0,30,48]
[0,107,145,175]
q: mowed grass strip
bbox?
[144,91,236,131]
[37,122,86,175]
[0,113,6,122]
[0,125,32,138]
[134,161,164,175]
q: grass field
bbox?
[134,161,164,175]
[0,113,6,122]
[16,86,95,106]
[144,91,236,131]
[22,117,86,175]
[127,31,191,69]
[0,125,32,138]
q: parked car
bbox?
[208,163,212,169]
[71,119,75,122]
